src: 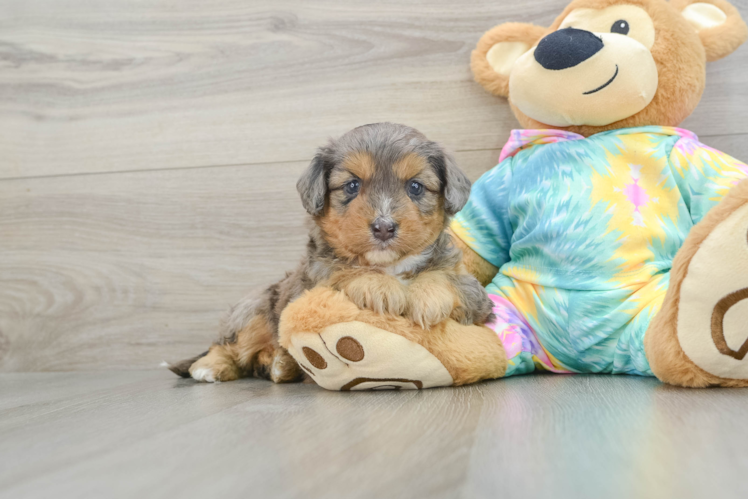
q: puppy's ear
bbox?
[439,150,471,215]
[472,22,547,97]
[297,147,332,216]
[672,0,748,61]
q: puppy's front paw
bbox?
[407,282,456,329]
[342,274,408,316]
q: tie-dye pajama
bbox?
[452,127,748,377]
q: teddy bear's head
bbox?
[473,0,747,136]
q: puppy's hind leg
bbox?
[223,285,305,383]
[167,295,262,382]
[185,343,242,383]
[176,315,284,383]
[169,286,305,383]
[180,316,277,382]
[225,314,303,383]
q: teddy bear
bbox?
[278,0,748,390]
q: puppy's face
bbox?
[322,150,444,264]
[297,123,471,265]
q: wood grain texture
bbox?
[0,0,747,179]
[3,2,748,497]
[0,150,496,372]
[1,372,748,498]
[0,0,748,372]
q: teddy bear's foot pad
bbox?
[678,202,748,380]
[285,321,453,391]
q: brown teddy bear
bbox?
[279,0,748,389]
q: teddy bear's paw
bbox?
[677,201,748,380]
[285,321,453,391]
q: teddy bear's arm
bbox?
[669,137,748,224]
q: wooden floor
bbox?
[2,0,748,497]
[1,371,747,498]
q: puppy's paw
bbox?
[342,274,408,316]
[407,277,457,329]
[190,366,219,383]
[188,350,240,383]
[269,348,305,383]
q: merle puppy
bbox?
[169,123,493,383]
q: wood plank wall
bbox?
[2,0,747,371]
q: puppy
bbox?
[169,123,494,383]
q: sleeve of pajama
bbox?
[669,137,748,225]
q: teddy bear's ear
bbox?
[471,23,547,98]
[671,0,748,61]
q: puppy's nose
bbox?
[534,28,603,70]
[370,218,397,242]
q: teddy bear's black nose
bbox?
[534,28,604,70]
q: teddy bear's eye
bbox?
[611,20,630,35]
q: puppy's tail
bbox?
[162,351,208,378]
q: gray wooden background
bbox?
[2,0,747,372]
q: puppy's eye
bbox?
[344,179,360,196]
[611,20,629,35]
[408,181,424,197]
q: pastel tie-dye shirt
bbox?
[452,126,748,377]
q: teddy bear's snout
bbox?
[534,27,604,70]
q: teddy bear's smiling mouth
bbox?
[583,65,619,95]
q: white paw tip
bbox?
[191,367,217,383]
[159,361,170,368]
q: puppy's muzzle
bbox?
[371,217,398,242]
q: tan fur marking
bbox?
[328,168,354,190]
[319,199,376,259]
[395,201,445,260]
[393,153,426,180]
[342,151,376,180]
[393,153,439,190]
